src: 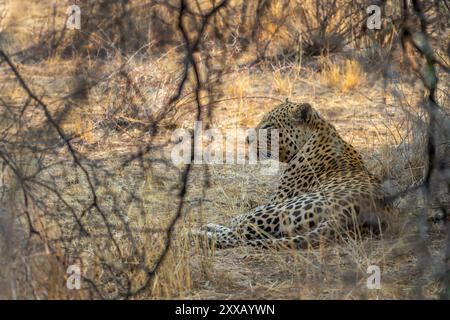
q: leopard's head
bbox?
[249,101,322,162]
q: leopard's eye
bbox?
[259,124,271,130]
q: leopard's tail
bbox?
[196,221,330,249]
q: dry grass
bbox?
[320,57,366,93]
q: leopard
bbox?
[198,100,390,248]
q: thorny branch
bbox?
[400,0,450,298]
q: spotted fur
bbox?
[199,101,390,248]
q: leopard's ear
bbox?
[291,103,313,123]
